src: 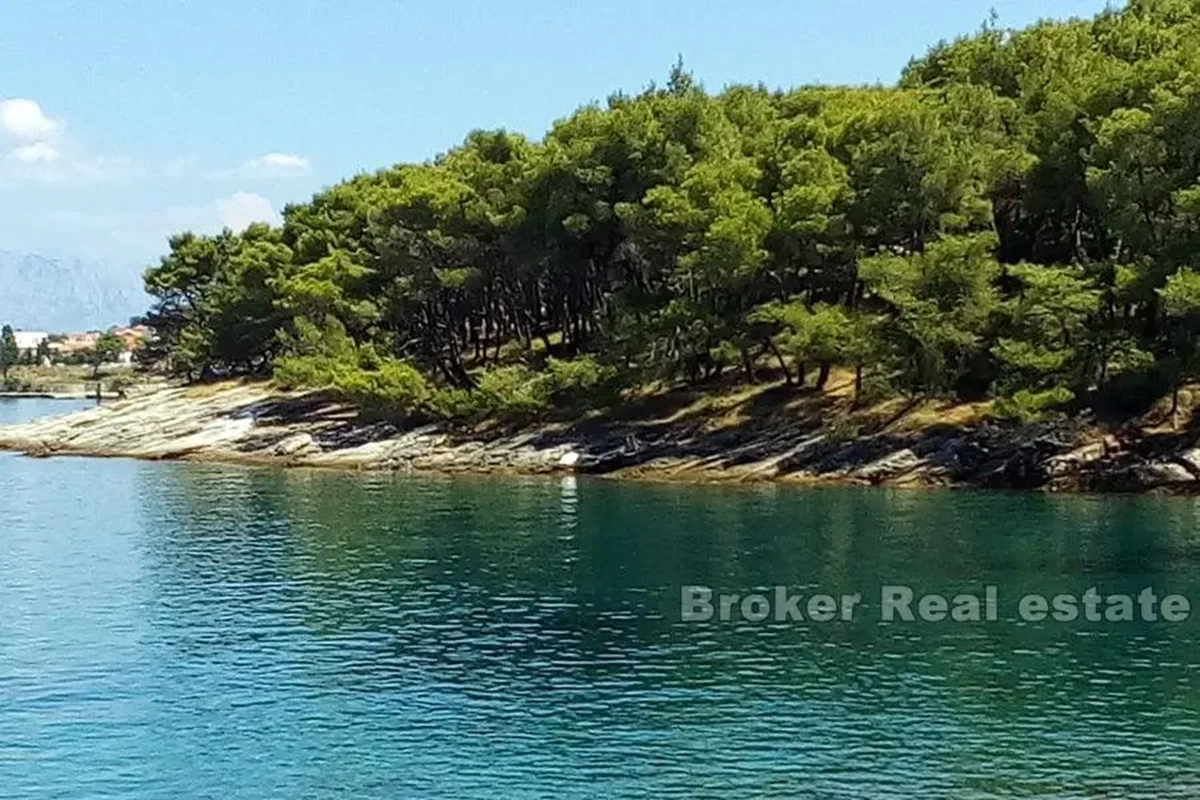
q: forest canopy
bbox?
[140,0,1200,424]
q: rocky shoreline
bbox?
[1,381,1199,493]
[0,391,125,400]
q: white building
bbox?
[13,331,48,353]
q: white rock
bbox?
[273,432,316,457]
[1177,448,1200,475]
[852,449,922,482]
[1137,461,1196,486]
[1046,442,1106,476]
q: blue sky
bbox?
[0,0,1113,270]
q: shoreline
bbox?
[0,392,120,401]
[1,380,1199,493]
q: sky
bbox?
[0,0,1115,272]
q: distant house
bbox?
[42,326,151,366]
[47,331,101,359]
[110,325,151,365]
[111,325,151,351]
[13,331,48,353]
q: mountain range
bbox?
[0,251,151,333]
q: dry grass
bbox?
[182,378,259,399]
[602,363,993,439]
[878,397,991,432]
[1138,384,1199,433]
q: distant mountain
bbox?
[0,251,151,333]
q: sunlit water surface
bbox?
[2,398,1199,798]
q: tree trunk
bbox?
[767,340,792,386]
[740,347,756,383]
[816,362,832,391]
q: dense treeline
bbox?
[142,0,1200,423]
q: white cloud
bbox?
[0,98,62,141]
[249,152,310,174]
[204,151,311,179]
[8,142,60,163]
[216,192,279,231]
[0,97,148,183]
[2,153,143,183]
[0,98,303,262]
[1,98,68,172]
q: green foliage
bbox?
[336,360,430,418]
[473,366,553,422]
[143,225,290,378]
[139,6,1200,423]
[0,325,18,381]
[273,319,429,418]
[543,355,621,407]
[752,301,851,363]
[426,356,619,425]
[856,372,896,406]
[750,300,873,389]
[861,234,1001,393]
[88,333,126,378]
[1158,267,1200,410]
[1161,267,1200,319]
[991,387,1076,424]
[992,264,1102,397]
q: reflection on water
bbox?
[1,446,1199,798]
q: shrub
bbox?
[496,340,530,365]
[273,354,337,390]
[475,365,553,421]
[333,359,429,417]
[856,372,895,407]
[429,386,484,421]
[543,355,620,408]
[277,345,623,426]
[990,387,1074,424]
[274,353,429,418]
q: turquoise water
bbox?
[2,399,1199,798]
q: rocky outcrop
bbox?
[2,381,1199,493]
[0,383,585,474]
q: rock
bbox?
[1176,448,1200,476]
[273,433,317,457]
[1046,441,1106,477]
[0,379,1194,494]
[974,447,1041,489]
[1135,461,1196,487]
[851,448,923,483]
[933,438,988,479]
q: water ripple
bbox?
[0,438,1198,797]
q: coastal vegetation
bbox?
[0,325,18,382]
[0,323,143,394]
[0,363,141,397]
[140,1,1200,428]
